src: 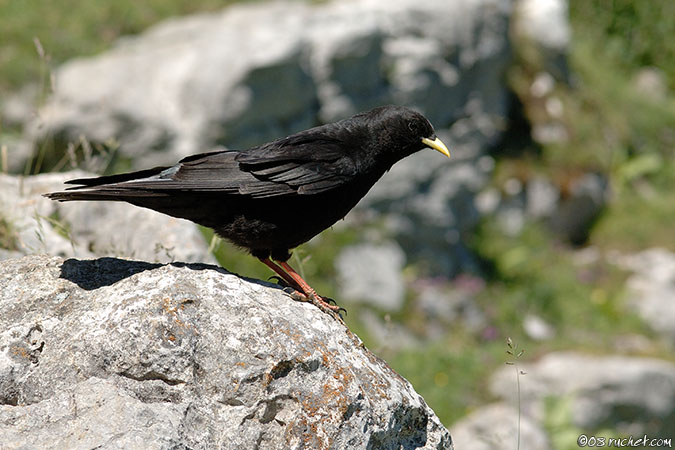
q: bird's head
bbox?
[363,106,450,165]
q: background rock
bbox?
[450,402,551,450]
[336,241,407,311]
[513,0,570,79]
[0,172,214,264]
[615,248,675,345]
[490,352,675,435]
[547,172,609,244]
[0,254,452,449]
[413,278,486,339]
[26,0,512,167]
[362,156,491,275]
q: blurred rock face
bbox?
[490,352,675,436]
[0,172,214,264]
[29,0,512,166]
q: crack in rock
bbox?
[118,370,186,386]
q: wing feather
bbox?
[233,129,357,197]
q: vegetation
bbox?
[394,0,675,427]
[1,0,673,437]
[0,216,19,251]
[0,0,233,93]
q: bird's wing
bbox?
[233,132,358,197]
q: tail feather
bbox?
[44,166,170,202]
[44,189,167,202]
[64,166,169,188]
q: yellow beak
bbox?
[421,136,451,158]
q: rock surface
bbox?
[450,402,551,450]
[0,254,452,449]
[336,242,407,311]
[490,352,675,435]
[0,172,213,264]
[513,0,570,77]
[615,248,675,345]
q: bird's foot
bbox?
[262,258,345,320]
[282,287,346,320]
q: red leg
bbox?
[277,261,342,313]
[259,257,342,316]
[278,261,319,299]
[260,258,302,291]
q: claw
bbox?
[319,297,347,317]
[281,288,345,321]
[323,297,337,306]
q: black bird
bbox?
[45,105,450,316]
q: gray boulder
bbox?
[450,402,551,450]
[615,248,675,344]
[335,241,407,311]
[547,172,608,244]
[513,0,570,79]
[0,254,452,449]
[525,175,559,219]
[362,155,491,275]
[490,352,675,435]
[0,172,213,264]
[485,172,607,243]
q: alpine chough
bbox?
[45,105,450,316]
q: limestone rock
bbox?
[548,172,608,244]
[0,172,213,264]
[513,0,570,78]
[0,254,452,449]
[336,242,407,311]
[450,403,550,450]
[490,352,675,435]
[615,248,675,344]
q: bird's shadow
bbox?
[59,257,276,291]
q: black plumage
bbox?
[45,105,450,316]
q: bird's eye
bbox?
[407,121,420,135]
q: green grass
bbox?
[564,2,675,253]
[473,221,648,343]
[592,161,675,252]
[390,337,505,424]
[0,0,238,93]
[0,216,19,251]
[570,0,675,88]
